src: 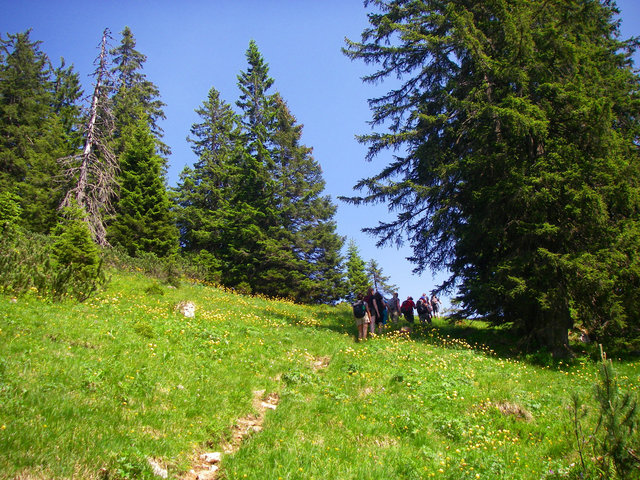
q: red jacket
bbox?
[401,299,415,312]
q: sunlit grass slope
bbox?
[1,270,638,479]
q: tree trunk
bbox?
[535,309,573,359]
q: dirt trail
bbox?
[181,390,280,480]
[174,354,329,479]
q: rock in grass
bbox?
[199,452,222,464]
[175,301,196,318]
[147,457,168,478]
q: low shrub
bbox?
[569,347,640,479]
[0,201,107,302]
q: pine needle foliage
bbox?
[569,346,640,479]
[108,113,178,258]
[0,30,70,233]
[343,0,640,354]
[0,197,106,302]
[49,202,107,301]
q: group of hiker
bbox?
[352,287,441,341]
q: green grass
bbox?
[0,270,638,479]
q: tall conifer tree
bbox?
[230,40,279,291]
[110,27,168,157]
[345,240,369,302]
[108,113,178,257]
[344,0,640,354]
[0,30,67,233]
[173,87,242,279]
[176,42,344,301]
[265,94,345,302]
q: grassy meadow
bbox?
[1,269,639,479]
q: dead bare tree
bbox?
[59,28,118,246]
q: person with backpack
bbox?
[430,293,441,318]
[400,296,415,324]
[352,293,371,341]
[416,293,431,324]
[364,287,380,334]
[373,289,387,334]
[387,292,401,324]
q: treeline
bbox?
[0,28,349,303]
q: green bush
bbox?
[50,204,107,301]
[102,247,209,287]
[569,347,640,479]
[0,230,52,296]
[144,283,165,296]
[0,202,107,302]
[0,191,22,234]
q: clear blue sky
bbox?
[3,1,639,308]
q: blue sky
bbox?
[3,1,639,308]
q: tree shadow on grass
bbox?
[258,305,599,366]
[258,305,357,337]
[263,302,639,367]
[416,318,520,358]
[400,318,616,366]
[261,306,520,359]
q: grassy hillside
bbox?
[1,270,638,479]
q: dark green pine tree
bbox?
[366,259,397,297]
[51,57,84,155]
[110,26,168,157]
[231,40,279,292]
[264,93,345,303]
[173,86,242,280]
[108,113,178,258]
[345,239,370,302]
[344,0,640,355]
[236,40,275,167]
[0,30,68,233]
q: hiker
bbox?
[352,293,371,341]
[416,293,432,324]
[374,289,386,333]
[400,296,415,324]
[430,293,441,318]
[364,287,380,334]
[387,292,401,324]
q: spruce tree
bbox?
[231,40,279,292]
[0,30,67,233]
[110,26,168,157]
[233,42,345,301]
[366,259,397,297]
[265,94,345,302]
[344,0,640,354]
[108,113,178,258]
[51,201,106,301]
[175,42,344,302]
[345,239,370,302]
[173,86,242,279]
